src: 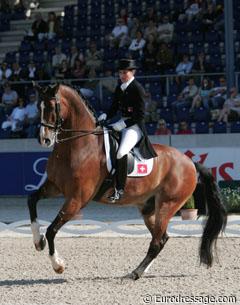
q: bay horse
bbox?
[28,83,227,280]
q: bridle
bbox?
[40,95,63,131]
[40,93,104,144]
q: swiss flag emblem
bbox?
[137,164,147,174]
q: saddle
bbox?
[93,127,154,200]
[104,127,153,176]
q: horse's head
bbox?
[35,83,62,147]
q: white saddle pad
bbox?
[103,127,154,177]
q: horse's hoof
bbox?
[53,265,65,274]
[34,235,46,251]
[50,254,65,274]
[123,271,140,281]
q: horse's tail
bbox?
[194,162,227,267]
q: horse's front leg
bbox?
[27,179,60,251]
[45,198,82,274]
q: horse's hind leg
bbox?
[129,196,178,280]
[128,198,170,280]
[27,179,60,251]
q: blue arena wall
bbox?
[0,135,239,195]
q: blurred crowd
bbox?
[0,0,239,138]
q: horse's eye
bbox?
[44,100,55,111]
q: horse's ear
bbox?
[33,81,45,99]
[48,83,60,96]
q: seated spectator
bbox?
[72,58,86,79]
[26,1,40,18]
[1,98,26,132]
[128,30,146,59]
[119,7,129,25]
[182,77,198,101]
[155,119,171,135]
[214,4,224,31]
[13,0,26,19]
[145,92,158,122]
[176,121,193,135]
[155,42,174,74]
[35,52,52,80]
[129,17,141,39]
[46,11,62,39]
[142,34,158,72]
[184,0,202,21]
[55,59,72,79]
[51,46,67,76]
[67,46,84,69]
[24,92,39,138]
[141,6,158,25]
[10,62,24,94]
[0,81,18,116]
[218,87,240,123]
[144,20,158,41]
[107,18,129,48]
[172,77,198,115]
[28,13,48,41]
[157,15,174,43]
[0,62,12,81]
[175,54,193,75]
[10,62,23,81]
[85,41,103,72]
[190,78,212,111]
[13,0,25,12]
[192,52,208,73]
[81,68,98,98]
[101,69,118,93]
[202,3,218,32]
[24,62,38,80]
[209,77,227,109]
[29,0,40,10]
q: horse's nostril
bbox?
[45,138,51,145]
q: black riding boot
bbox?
[109,155,128,202]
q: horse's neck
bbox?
[67,99,96,131]
[61,100,105,167]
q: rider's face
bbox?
[119,69,134,83]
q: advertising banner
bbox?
[0,152,49,195]
[0,147,239,195]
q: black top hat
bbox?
[117,59,138,70]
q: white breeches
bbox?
[117,124,142,159]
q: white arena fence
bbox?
[0,216,239,237]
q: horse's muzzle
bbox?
[44,138,51,146]
[39,137,53,147]
[39,126,55,147]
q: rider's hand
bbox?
[98,113,107,121]
[111,119,126,131]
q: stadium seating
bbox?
[213,121,227,133]
[0,0,238,138]
[145,122,157,135]
[230,121,240,133]
[195,121,209,134]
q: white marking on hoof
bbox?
[49,251,65,274]
[31,221,42,250]
[144,260,155,273]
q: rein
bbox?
[55,126,105,143]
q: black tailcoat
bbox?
[107,79,157,159]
